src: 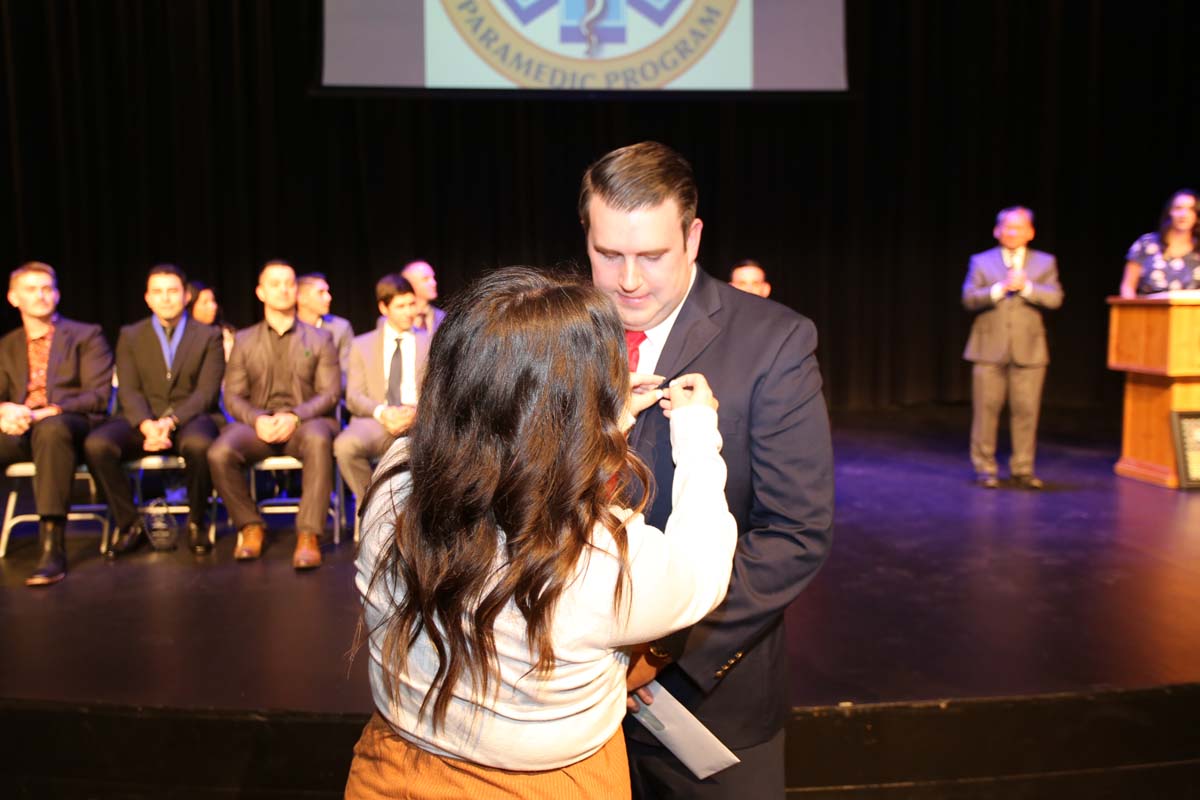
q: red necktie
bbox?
[624,330,647,371]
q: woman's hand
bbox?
[659,373,718,418]
[619,372,665,433]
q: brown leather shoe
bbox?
[234,524,266,560]
[292,532,322,570]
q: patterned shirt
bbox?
[24,319,55,409]
[1127,233,1200,294]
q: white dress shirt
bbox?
[373,325,417,421]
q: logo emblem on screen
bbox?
[443,0,738,89]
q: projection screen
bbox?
[323,0,847,92]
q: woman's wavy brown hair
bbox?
[359,266,652,730]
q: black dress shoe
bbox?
[975,475,1000,489]
[1013,474,1045,490]
[188,520,212,554]
[106,521,148,559]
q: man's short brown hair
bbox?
[578,141,698,238]
[258,259,294,283]
[9,261,57,292]
[375,273,414,306]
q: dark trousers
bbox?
[0,412,92,517]
[626,728,785,800]
[84,415,221,529]
[207,417,338,534]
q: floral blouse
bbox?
[1127,233,1200,294]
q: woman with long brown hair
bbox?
[346,267,736,799]
[1119,189,1200,296]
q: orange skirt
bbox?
[345,712,631,800]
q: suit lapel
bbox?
[368,325,385,401]
[5,329,30,403]
[137,320,169,386]
[46,320,70,389]
[168,319,199,388]
[629,269,722,449]
[651,270,722,382]
[992,248,1009,283]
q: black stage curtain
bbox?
[1,0,1197,419]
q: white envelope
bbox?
[629,680,741,780]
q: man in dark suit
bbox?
[84,264,225,556]
[0,261,113,586]
[962,206,1064,490]
[207,261,340,569]
[581,142,834,798]
[401,260,446,334]
[334,274,430,500]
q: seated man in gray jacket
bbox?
[208,261,340,569]
[334,274,429,502]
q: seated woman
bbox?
[347,267,736,799]
[186,280,237,360]
[1120,189,1200,297]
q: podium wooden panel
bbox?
[1107,296,1200,488]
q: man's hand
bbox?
[0,402,32,436]
[658,373,719,419]
[381,405,417,437]
[255,413,297,443]
[1006,268,1027,293]
[625,644,671,711]
[139,418,173,451]
[620,372,666,433]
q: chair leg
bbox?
[1,486,19,558]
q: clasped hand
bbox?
[255,412,299,443]
[139,417,175,451]
[379,405,416,437]
[0,402,61,436]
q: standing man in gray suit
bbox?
[334,274,430,501]
[962,206,1064,489]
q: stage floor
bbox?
[2,411,1199,716]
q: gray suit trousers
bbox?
[970,362,1046,477]
[333,416,398,500]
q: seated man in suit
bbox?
[0,262,113,586]
[296,271,353,384]
[962,206,1064,489]
[334,274,429,501]
[84,264,226,557]
[401,260,445,333]
[207,261,340,569]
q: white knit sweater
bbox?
[356,405,736,770]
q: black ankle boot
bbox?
[26,518,67,587]
[188,519,212,554]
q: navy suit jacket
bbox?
[115,315,225,427]
[626,268,834,748]
[0,316,113,421]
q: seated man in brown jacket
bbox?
[207,260,340,569]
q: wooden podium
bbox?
[1107,295,1200,487]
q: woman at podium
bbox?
[1119,189,1200,297]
